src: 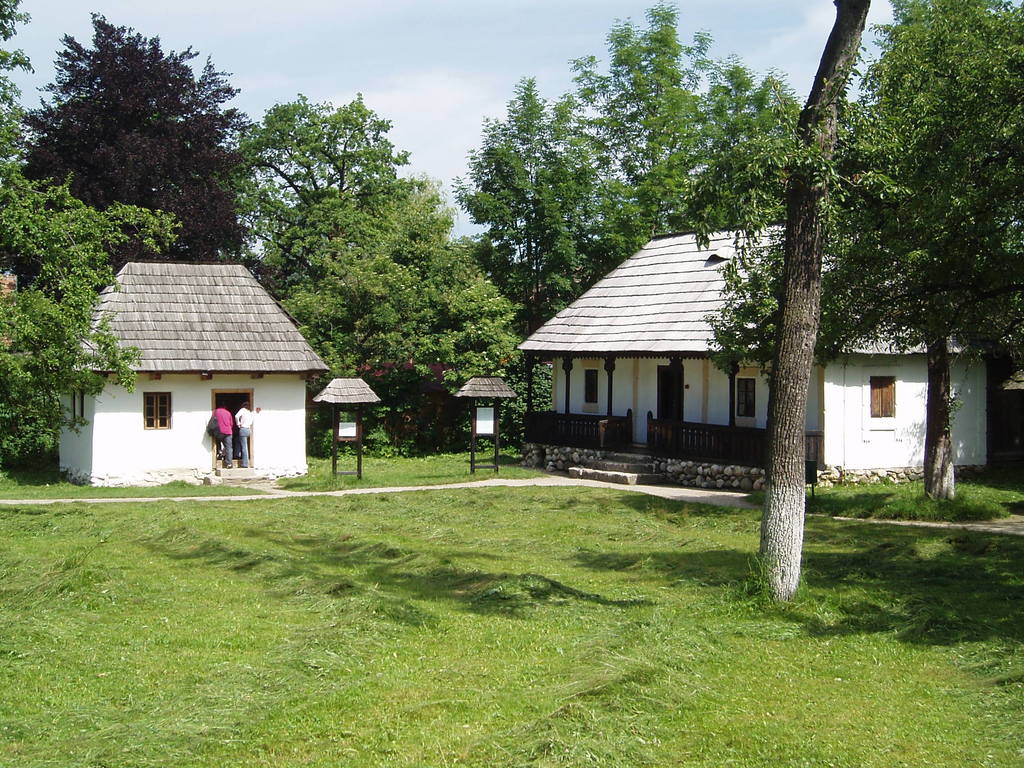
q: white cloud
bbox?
[329,69,508,231]
[745,1,895,93]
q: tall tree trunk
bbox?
[761,0,870,602]
[924,338,955,500]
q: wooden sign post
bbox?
[470,402,500,474]
[454,377,516,475]
[332,407,364,479]
[313,378,381,482]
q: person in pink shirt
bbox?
[214,405,234,468]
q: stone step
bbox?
[588,460,655,473]
[568,466,664,486]
[599,451,653,464]
[215,467,255,479]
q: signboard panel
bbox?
[338,421,357,439]
[475,406,495,436]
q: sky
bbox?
[8,1,894,235]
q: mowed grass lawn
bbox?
[0,452,539,499]
[0,469,262,500]
[278,452,544,492]
[1,487,1022,767]
[808,467,1024,522]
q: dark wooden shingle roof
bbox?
[454,377,516,399]
[313,378,382,405]
[97,262,328,374]
[519,231,748,356]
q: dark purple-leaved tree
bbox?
[22,15,246,267]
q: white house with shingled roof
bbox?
[519,231,1010,482]
[60,262,328,486]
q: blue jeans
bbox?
[219,433,233,468]
[238,427,250,468]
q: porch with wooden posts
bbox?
[524,410,823,468]
[523,352,824,470]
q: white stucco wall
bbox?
[60,373,310,485]
[58,392,95,479]
[707,364,733,427]
[822,354,986,470]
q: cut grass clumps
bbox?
[812,484,1008,522]
[2,487,1023,767]
[806,468,1024,522]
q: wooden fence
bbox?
[647,412,824,468]
[525,410,633,451]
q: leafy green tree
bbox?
[239,95,409,291]
[242,97,520,452]
[572,2,710,245]
[456,79,598,330]
[21,14,245,268]
[287,186,520,453]
[572,5,795,241]
[460,5,795,328]
[689,62,798,237]
[0,0,27,161]
[0,174,176,464]
[758,0,871,602]
[828,0,1024,499]
[0,1,175,467]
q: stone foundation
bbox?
[522,442,985,491]
[816,464,985,488]
[62,466,210,487]
[522,443,764,491]
[61,464,306,487]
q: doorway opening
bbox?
[657,364,684,421]
[212,390,254,468]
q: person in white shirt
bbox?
[235,401,254,468]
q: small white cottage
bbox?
[60,262,328,486]
[520,232,1021,485]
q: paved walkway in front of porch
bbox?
[4,474,1023,538]
[0,473,757,509]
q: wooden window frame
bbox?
[144,392,172,430]
[869,376,896,419]
[583,368,599,404]
[736,377,756,419]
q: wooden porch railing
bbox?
[600,410,633,449]
[525,410,633,451]
[647,412,824,468]
[524,409,823,468]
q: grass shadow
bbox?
[573,547,752,587]
[798,521,1024,645]
[570,514,1024,647]
[808,491,897,517]
[141,524,649,623]
[608,492,751,519]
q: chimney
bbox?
[0,274,15,296]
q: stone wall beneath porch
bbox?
[522,442,985,491]
[816,464,985,488]
[522,442,765,491]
